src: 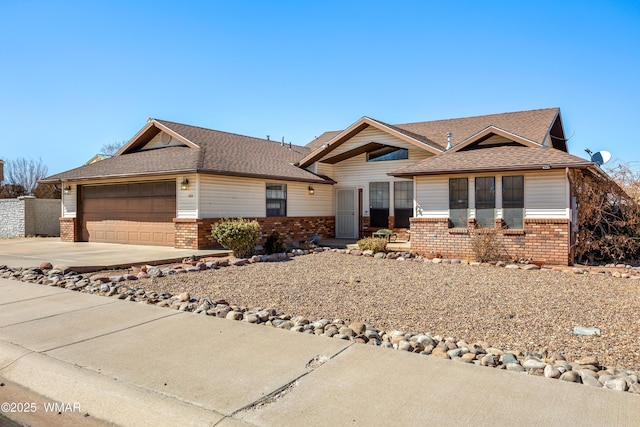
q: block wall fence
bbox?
[0,197,60,238]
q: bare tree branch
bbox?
[100,140,126,156]
[570,167,640,263]
[4,158,48,196]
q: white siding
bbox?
[330,151,430,216]
[142,132,186,150]
[415,176,448,218]
[525,170,569,218]
[198,175,333,218]
[416,170,570,220]
[317,162,333,177]
[62,185,77,218]
[288,181,333,216]
[199,175,264,218]
[176,174,198,218]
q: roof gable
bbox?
[117,119,199,156]
[298,116,443,167]
[450,126,542,153]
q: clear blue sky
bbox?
[1,0,639,175]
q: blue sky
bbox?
[1,0,639,175]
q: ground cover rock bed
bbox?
[2,249,640,395]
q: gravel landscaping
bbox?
[3,249,640,394]
[132,251,640,373]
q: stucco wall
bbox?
[0,197,61,238]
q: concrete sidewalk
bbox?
[1,279,639,426]
[0,238,230,271]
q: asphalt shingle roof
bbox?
[44,120,331,184]
[43,108,571,183]
[305,108,561,150]
[394,108,560,148]
[391,145,593,176]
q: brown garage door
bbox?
[79,181,176,246]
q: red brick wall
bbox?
[59,217,76,242]
[174,216,336,250]
[173,218,202,249]
[409,217,571,266]
[254,216,335,243]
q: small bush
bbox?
[264,231,286,254]
[357,237,387,253]
[470,227,502,262]
[211,218,260,258]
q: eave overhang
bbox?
[390,162,598,178]
[40,169,335,185]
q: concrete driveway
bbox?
[0,237,230,271]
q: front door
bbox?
[336,189,356,238]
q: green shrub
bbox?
[264,230,286,254]
[357,237,387,253]
[211,218,260,258]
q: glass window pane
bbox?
[370,182,389,208]
[450,208,468,228]
[394,181,413,209]
[502,175,524,228]
[449,178,468,227]
[266,183,286,217]
[475,177,495,209]
[449,178,468,210]
[367,147,409,162]
[502,175,524,208]
[394,181,413,228]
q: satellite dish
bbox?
[585,149,611,166]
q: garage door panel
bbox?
[81,181,176,246]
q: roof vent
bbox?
[446,132,452,150]
[266,135,270,141]
[281,136,285,147]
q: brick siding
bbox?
[59,217,76,242]
[173,216,336,250]
[410,217,571,266]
